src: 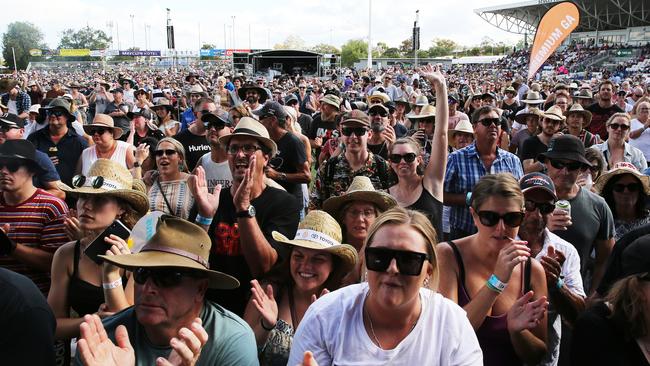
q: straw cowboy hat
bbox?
[367,91,390,105]
[542,105,566,121]
[564,103,593,128]
[100,215,240,289]
[411,95,429,107]
[151,98,175,112]
[521,91,545,105]
[593,162,650,196]
[408,104,436,120]
[58,159,149,216]
[218,116,277,156]
[186,84,208,97]
[322,176,397,221]
[514,107,543,124]
[448,119,474,141]
[272,210,358,275]
[83,113,124,139]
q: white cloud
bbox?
[0,0,524,51]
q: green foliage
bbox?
[428,38,457,57]
[341,39,369,67]
[399,38,413,54]
[201,43,216,50]
[59,26,111,50]
[381,47,402,58]
[310,43,340,55]
[2,21,45,70]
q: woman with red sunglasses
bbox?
[437,173,549,366]
[289,207,482,365]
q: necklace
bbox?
[364,295,420,350]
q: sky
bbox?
[0,0,525,51]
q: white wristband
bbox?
[102,278,122,290]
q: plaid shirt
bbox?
[1,91,32,115]
[309,152,390,210]
[444,142,524,233]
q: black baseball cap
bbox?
[0,113,25,128]
[519,173,557,200]
[253,101,287,121]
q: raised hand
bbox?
[540,246,565,287]
[188,166,221,218]
[310,288,330,303]
[77,314,135,366]
[507,291,548,333]
[250,280,278,330]
[233,155,256,211]
[418,64,446,90]
[494,240,531,283]
[159,318,209,366]
[135,143,150,164]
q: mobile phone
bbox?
[84,220,131,265]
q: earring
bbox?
[423,276,430,288]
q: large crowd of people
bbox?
[1,42,650,366]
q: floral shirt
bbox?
[309,152,390,210]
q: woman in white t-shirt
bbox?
[288,207,483,366]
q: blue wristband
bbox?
[465,192,473,206]
[195,214,213,226]
[487,274,507,293]
[556,277,564,290]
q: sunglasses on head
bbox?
[477,210,525,227]
[524,200,555,215]
[369,110,388,117]
[72,174,105,189]
[608,123,630,131]
[613,183,641,193]
[47,110,66,118]
[549,159,584,171]
[154,149,178,157]
[341,127,367,137]
[365,247,429,276]
[389,152,417,164]
[0,160,23,173]
[134,267,206,288]
[475,117,500,127]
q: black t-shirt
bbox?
[521,135,548,161]
[307,113,339,158]
[274,132,307,203]
[206,187,300,316]
[298,113,313,136]
[133,129,165,147]
[0,268,56,365]
[572,302,649,366]
[368,141,389,159]
[174,129,211,171]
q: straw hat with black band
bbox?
[542,105,566,122]
[58,159,149,216]
[564,103,593,128]
[521,91,545,105]
[83,113,124,140]
[151,98,175,112]
[323,176,397,221]
[100,215,239,289]
[218,117,277,156]
[272,210,358,275]
[593,162,650,196]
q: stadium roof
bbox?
[474,0,650,35]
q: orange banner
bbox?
[528,2,580,80]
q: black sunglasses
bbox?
[549,159,584,171]
[72,174,104,189]
[477,210,525,227]
[388,153,417,164]
[199,109,217,115]
[365,247,429,276]
[47,110,66,118]
[203,121,225,130]
[154,149,178,157]
[134,267,206,288]
[369,110,388,117]
[0,160,22,173]
[613,183,641,193]
[524,200,555,215]
[89,127,110,136]
[475,117,500,127]
[608,123,630,131]
[341,127,368,137]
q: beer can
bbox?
[555,200,571,216]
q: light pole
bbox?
[231,16,236,50]
[106,21,114,49]
[129,15,135,48]
[368,0,372,69]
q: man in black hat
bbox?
[237,82,268,112]
[104,88,130,139]
[126,109,164,147]
[0,139,69,295]
[196,111,233,191]
[539,134,614,293]
[255,101,310,211]
[366,103,396,159]
[28,98,88,187]
[285,94,312,134]
[174,98,215,171]
[0,114,65,199]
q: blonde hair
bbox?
[364,207,439,290]
[156,137,189,173]
[470,173,524,211]
[606,112,631,127]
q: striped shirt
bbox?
[148,176,195,220]
[0,189,69,294]
[444,142,524,233]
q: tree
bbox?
[310,43,340,54]
[273,35,306,50]
[2,21,45,70]
[399,38,413,54]
[341,39,368,67]
[381,47,402,58]
[428,38,457,57]
[201,43,216,50]
[374,42,389,56]
[58,26,111,50]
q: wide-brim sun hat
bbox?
[237,83,269,103]
[521,91,545,104]
[322,176,397,221]
[218,116,277,156]
[39,97,76,123]
[394,96,411,114]
[593,162,650,196]
[83,113,124,139]
[100,215,239,290]
[320,94,342,110]
[448,119,474,141]
[542,105,566,121]
[272,210,358,275]
[537,134,592,166]
[514,107,543,124]
[408,104,436,120]
[151,98,174,112]
[367,91,390,105]
[411,95,429,107]
[57,159,149,216]
[564,103,593,128]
